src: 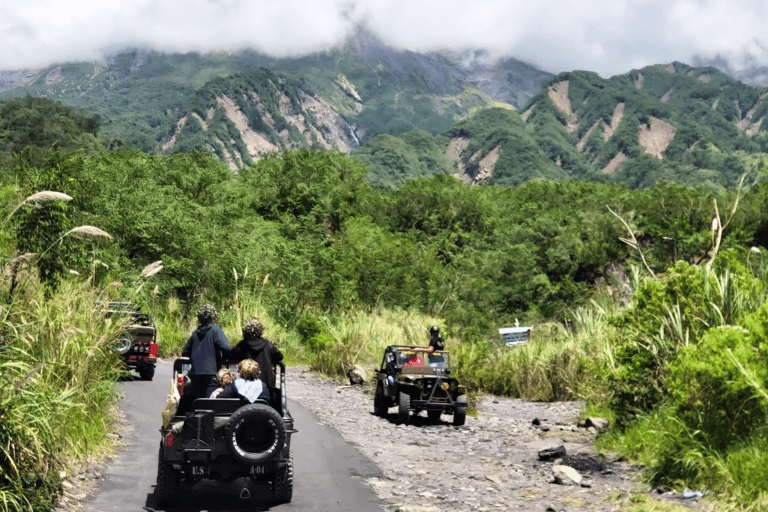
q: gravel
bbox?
[288,366,710,512]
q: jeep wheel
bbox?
[427,410,441,423]
[272,450,293,503]
[156,445,178,506]
[226,403,285,464]
[453,394,467,426]
[397,391,410,425]
[139,366,155,381]
[373,383,386,417]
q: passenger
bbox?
[428,326,445,352]
[209,368,235,398]
[217,359,270,403]
[182,304,231,399]
[428,326,445,366]
[404,351,425,367]
[229,318,283,389]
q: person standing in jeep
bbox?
[182,304,230,399]
[229,318,283,388]
[428,326,445,365]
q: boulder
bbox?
[552,464,582,486]
[538,445,566,461]
[346,365,368,385]
[585,417,609,432]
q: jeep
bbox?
[374,345,467,426]
[106,302,158,381]
[156,358,296,505]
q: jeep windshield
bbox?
[390,348,450,370]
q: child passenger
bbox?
[216,359,269,403]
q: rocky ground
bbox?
[288,366,713,512]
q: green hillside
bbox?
[522,63,768,188]
[0,39,536,160]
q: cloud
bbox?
[2,0,768,76]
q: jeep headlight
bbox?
[114,333,132,355]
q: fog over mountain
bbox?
[3,0,768,78]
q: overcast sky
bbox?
[2,0,768,77]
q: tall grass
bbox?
[150,287,309,365]
[0,280,124,511]
[306,308,443,378]
[0,191,126,510]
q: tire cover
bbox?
[226,403,285,463]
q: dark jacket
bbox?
[229,337,283,387]
[182,324,230,376]
[429,335,445,351]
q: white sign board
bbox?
[499,327,532,347]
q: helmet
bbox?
[197,304,218,325]
[238,359,260,380]
[242,318,264,339]
[430,326,440,335]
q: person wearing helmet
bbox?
[216,359,270,403]
[229,318,283,388]
[429,326,445,351]
[182,304,231,399]
[428,326,445,365]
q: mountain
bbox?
[0,26,552,169]
[3,30,768,191]
[518,62,768,188]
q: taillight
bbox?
[165,433,174,447]
[177,376,184,395]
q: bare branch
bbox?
[607,205,655,278]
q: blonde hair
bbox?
[238,359,260,380]
[216,368,234,387]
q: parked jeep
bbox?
[105,302,158,381]
[156,357,295,505]
[373,345,467,426]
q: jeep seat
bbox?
[190,398,244,415]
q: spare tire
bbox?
[226,403,285,464]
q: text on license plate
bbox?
[190,465,208,476]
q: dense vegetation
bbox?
[3,95,768,511]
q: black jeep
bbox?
[105,302,158,381]
[373,345,467,426]
[156,358,296,505]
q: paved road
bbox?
[83,359,386,512]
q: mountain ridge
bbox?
[2,29,768,190]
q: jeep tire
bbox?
[397,391,410,425]
[373,383,386,417]
[453,394,467,426]
[156,446,178,505]
[139,365,155,381]
[226,403,285,464]
[272,450,293,503]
